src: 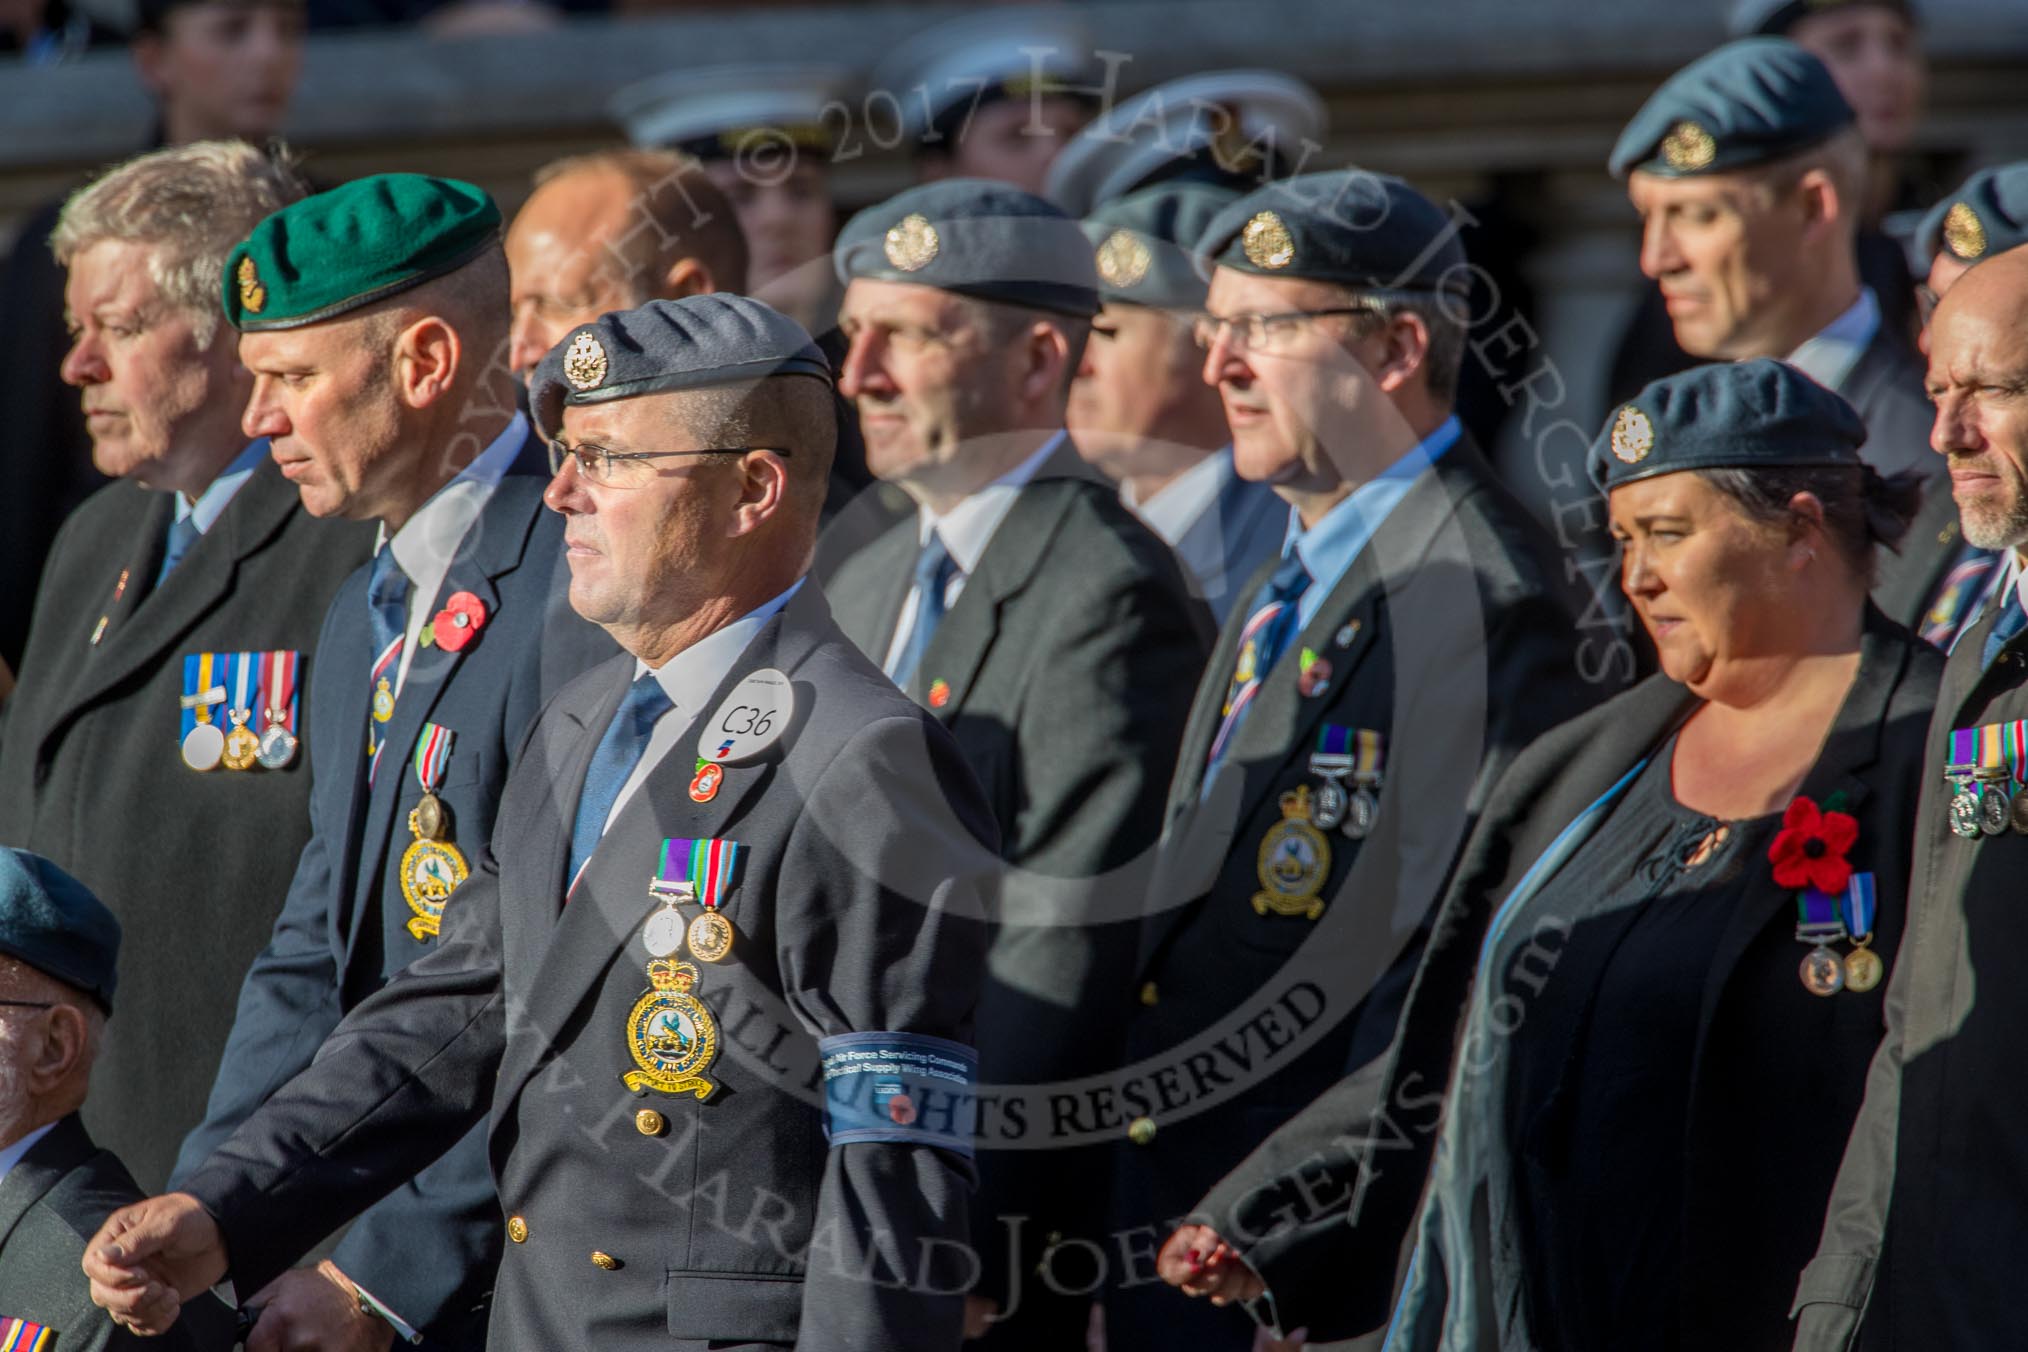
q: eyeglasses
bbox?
[546,442,790,489]
[1191,306,1382,356]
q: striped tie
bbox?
[365,547,410,781]
[1206,549,1311,770]
[1921,544,2000,650]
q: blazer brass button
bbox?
[592,1251,621,1270]
[1138,982,1159,1007]
[1128,1116,1156,1146]
[635,1108,666,1136]
[507,1216,528,1243]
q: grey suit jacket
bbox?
[179,582,996,1352]
[1843,328,1957,631]
[0,1115,232,1352]
[1169,460,1288,626]
[0,460,374,1190]
[821,441,1213,1315]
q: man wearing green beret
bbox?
[167,172,613,1351]
[1610,37,1949,634]
[0,141,373,1197]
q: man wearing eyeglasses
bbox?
[168,174,612,1352]
[823,179,1211,1348]
[0,849,233,1352]
[86,294,997,1352]
[1103,169,1599,1350]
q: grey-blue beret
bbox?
[1590,358,1867,492]
[1193,170,1470,298]
[833,179,1100,319]
[530,294,832,443]
[1610,38,1855,179]
[1083,182,1241,311]
[0,849,120,1012]
[1912,163,2028,269]
[1727,0,1913,37]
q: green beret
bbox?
[223,173,502,332]
[1913,163,2028,268]
[1589,358,1866,493]
[1194,170,1470,298]
[1082,182,1240,311]
[1610,38,1854,180]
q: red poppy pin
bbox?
[432,591,488,652]
[1768,795,1859,895]
[928,679,952,709]
[887,1093,918,1126]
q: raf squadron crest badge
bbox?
[623,959,720,1100]
[1254,785,1331,920]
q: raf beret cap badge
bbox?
[884,213,941,272]
[563,330,609,391]
[236,257,265,315]
[1661,121,1718,172]
[1095,229,1151,289]
[1241,211,1295,270]
[1943,202,1989,260]
[1611,405,1656,464]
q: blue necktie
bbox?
[1983,596,2028,669]
[155,513,200,587]
[1207,549,1313,769]
[366,547,410,667]
[567,673,676,892]
[891,530,958,691]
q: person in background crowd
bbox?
[825,178,1211,1348]
[0,141,372,1194]
[1070,181,1283,622]
[1107,169,1600,1350]
[1168,360,1940,1352]
[875,8,1102,197]
[172,174,613,1351]
[1606,0,1930,405]
[0,850,234,1351]
[0,0,304,672]
[1611,37,1946,631]
[1792,242,2028,1352]
[611,63,852,333]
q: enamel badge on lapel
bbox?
[699,668,792,764]
[690,761,723,803]
[1254,786,1330,920]
[928,679,952,709]
[1297,649,1331,698]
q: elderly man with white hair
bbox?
[0,140,374,1194]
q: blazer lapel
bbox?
[64,463,298,721]
[0,1115,94,1252]
[832,518,916,663]
[341,478,547,954]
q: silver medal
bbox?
[641,906,686,959]
[1344,785,1380,840]
[1310,779,1349,831]
[182,722,225,772]
[1800,945,1846,997]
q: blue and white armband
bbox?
[817,1031,978,1159]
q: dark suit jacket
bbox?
[1105,433,1606,1348]
[1795,602,2028,1351]
[822,442,1213,1325]
[179,583,995,1352]
[1169,460,1288,626]
[1201,612,1938,1346]
[172,447,614,1340]
[0,1115,232,1352]
[0,460,373,1191]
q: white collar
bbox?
[635,578,805,712]
[1785,289,1880,394]
[1125,448,1232,547]
[915,431,1065,574]
[379,413,527,591]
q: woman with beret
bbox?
[1333,358,1942,1351]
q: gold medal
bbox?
[622,959,718,1100]
[401,836,469,941]
[222,710,261,771]
[686,910,734,964]
[1252,786,1330,920]
[1843,943,1884,994]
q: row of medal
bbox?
[1306,724,1385,839]
[1945,722,2028,839]
[178,651,300,772]
[400,722,468,942]
[1795,871,1882,996]
[623,837,742,1102]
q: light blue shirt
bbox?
[1786,288,1881,395]
[0,1122,55,1188]
[1280,415,1461,631]
[174,439,270,533]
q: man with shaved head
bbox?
[504,148,748,383]
[1793,243,2028,1349]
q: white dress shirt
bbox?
[377,413,527,694]
[881,431,1066,674]
[602,578,804,833]
[1122,448,1234,549]
[1786,288,1881,395]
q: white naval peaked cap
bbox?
[610,63,854,154]
[870,7,1102,142]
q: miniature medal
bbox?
[622,959,718,1100]
[401,724,468,940]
